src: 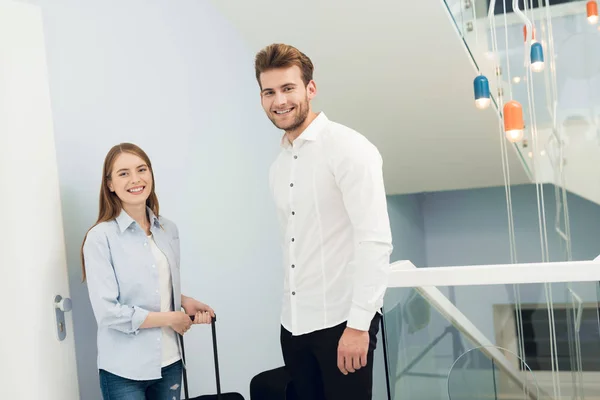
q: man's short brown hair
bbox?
[254,43,314,89]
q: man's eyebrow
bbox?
[262,83,297,93]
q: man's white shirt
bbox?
[269,112,393,336]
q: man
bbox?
[254,43,393,400]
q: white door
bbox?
[0,1,80,399]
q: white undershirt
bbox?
[148,234,180,367]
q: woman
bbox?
[81,142,214,400]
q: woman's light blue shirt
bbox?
[83,207,182,380]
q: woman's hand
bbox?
[192,310,213,324]
[169,311,193,335]
[182,295,215,325]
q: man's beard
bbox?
[269,97,309,133]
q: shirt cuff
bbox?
[347,306,375,331]
[131,306,150,334]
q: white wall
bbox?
[25,0,284,398]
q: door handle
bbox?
[54,295,72,341]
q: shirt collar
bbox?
[116,206,160,233]
[281,112,328,149]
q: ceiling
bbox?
[209,0,532,195]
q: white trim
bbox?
[388,260,600,288]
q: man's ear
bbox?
[307,80,317,100]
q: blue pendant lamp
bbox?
[473,75,491,110]
[530,42,544,72]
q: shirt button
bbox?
[290,183,294,187]
[291,238,295,242]
[144,242,148,246]
[291,264,295,268]
[152,265,156,268]
[156,290,159,294]
[294,155,298,159]
[292,292,296,295]
[292,211,295,215]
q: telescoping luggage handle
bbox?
[181,314,221,400]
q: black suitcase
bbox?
[249,311,393,400]
[181,315,245,400]
[250,366,297,400]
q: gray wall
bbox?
[387,194,427,267]
[29,1,284,398]
[422,184,600,267]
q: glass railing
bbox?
[383,259,600,399]
[442,0,600,205]
[448,346,540,400]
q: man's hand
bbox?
[337,327,369,375]
[181,295,215,325]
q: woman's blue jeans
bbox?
[99,360,183,400]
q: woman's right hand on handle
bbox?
[169,311,193,335]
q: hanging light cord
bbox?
[513,1,561,398]
[542,0,572,263]
[489,0,526,384]
[501,0,518,264]
[538,3,573,391]
[472,0,479,47]
[521,3,560,397]
[488,0,518,267]
[519,0,551,265]
[487,2,572,396]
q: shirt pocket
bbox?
[112,244,150,290]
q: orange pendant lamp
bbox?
[523,24,535,42]
[588,1,599,24]
[503,101,525,143]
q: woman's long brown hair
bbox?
[80,143,159,281]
